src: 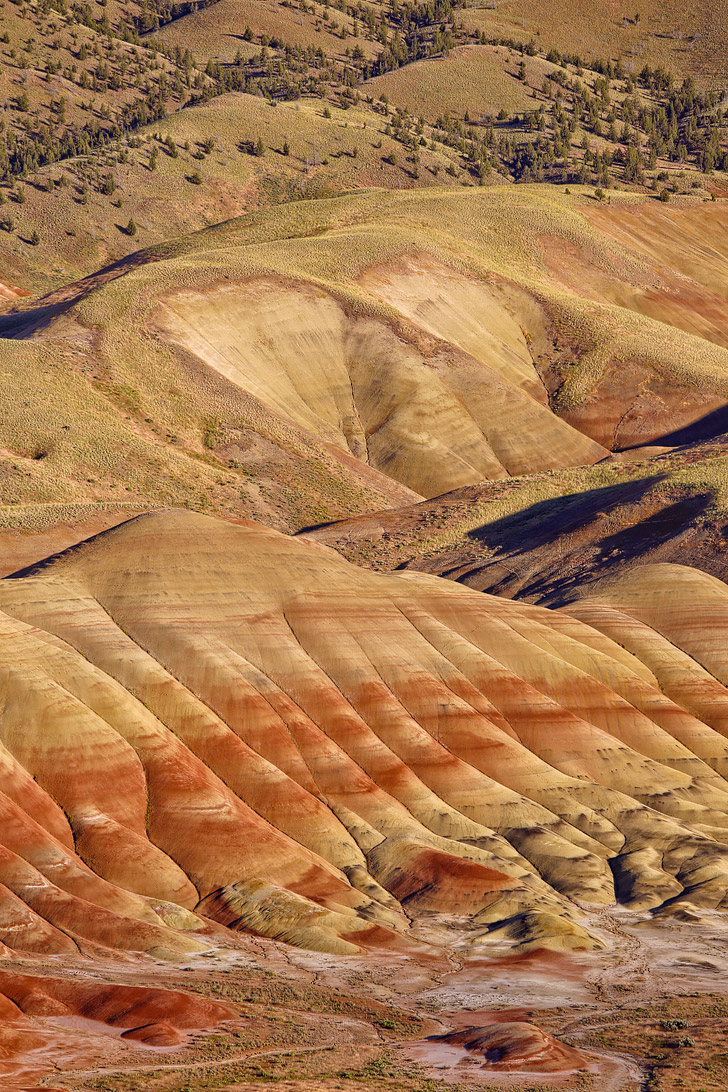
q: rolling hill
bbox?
[461,0,728,84]
[2,0,725,297]
[1,185,727,575]
[3,507,728,971]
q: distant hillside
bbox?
[1,0,725,294]
[463,0,728,85]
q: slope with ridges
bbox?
[1,510,728,961]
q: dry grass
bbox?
[3,0,724,300]
[460,0,728,86]
[83,184,728,405]
[0,322,404,536]
[572,993,728,1091]
[364,44,533,121]
[155,0,728,86]
[0,94,467,297]
[2,185,728,535]
[155,0,375,62]
[0,0,187,138]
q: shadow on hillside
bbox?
[0,245,168,340]
[466,476,663,556]
[463,476,715,603]
[595,492,712,562]
[620,403,728,450]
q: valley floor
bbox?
[4,907,726,1092]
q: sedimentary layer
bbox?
[0,511,727,956]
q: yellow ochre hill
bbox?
[1,509,728,962]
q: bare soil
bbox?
[0,905,724,1092]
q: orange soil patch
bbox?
[451,947,592,982]
[0,972,235,1029]
[0,283,31,302]
[384,847,522,913]
[0,971,237,1089]
[120,1021,184,1046]
[432,1020,587,1072]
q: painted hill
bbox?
[1,0,726,1084]
[1,186,727,571]
[1,509,728,964]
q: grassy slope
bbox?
[155,0,728,86]
[2,0,725,297]
[462,0,728,84]
[154,0,375,62]
[0,93,464,296]
[0,321,417,540]
[364,43,534,121]
[87,184,728,405]
[1,185,727,546]
[0,0,186,133]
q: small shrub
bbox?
[202,416,224,449]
